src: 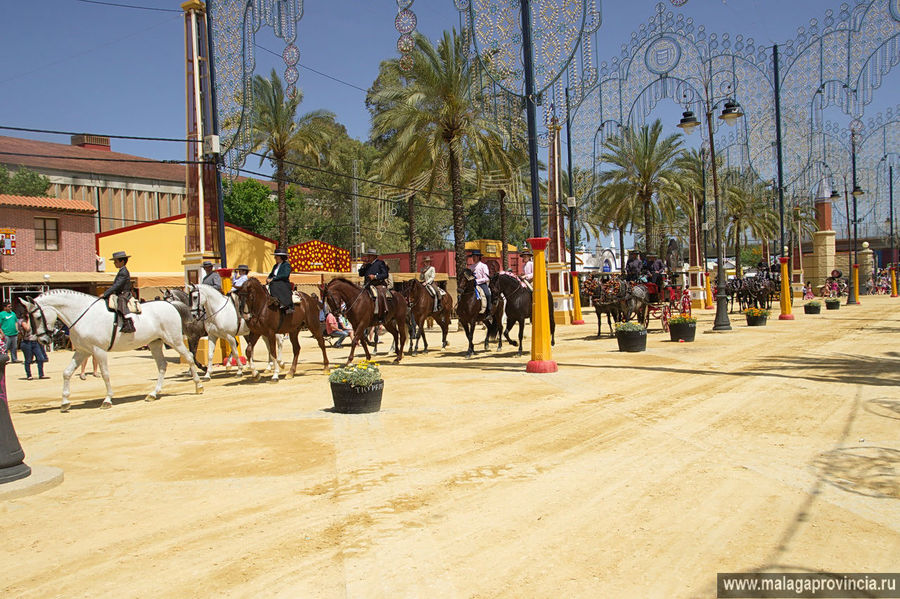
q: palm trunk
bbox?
[276,159,287,250]
[499,189,508,270]
[643,197,652,255]
[449,145,467,279]
[618,225,626,272]
[408,194,416,271]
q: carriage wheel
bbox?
[661,304,671,332]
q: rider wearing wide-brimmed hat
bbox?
[469,249,493,321]
[358,248,391,315]
[201,260,222,293]
[102,250,136,333]
[419,255,440,311]
[267,249,293,314]
[231,264,251,290]
[520,248,534,290]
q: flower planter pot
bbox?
[616,329,647,352]
[825,301,841,311]
[330,380,384,414]
[803,305,821,315]
[745,315,768,326]
[668,322,696,342]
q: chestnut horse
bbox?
[394,279,452,355]
[321,278,407,365]
[456,268,503,358]
[234,277,329,380]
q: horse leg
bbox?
[517,319,525,356]
[61,349,90,411]
[145,340,167,401]
[287,332,300,378]
[245,333,261,379]
[464,321,475,358]
[384,321,402,363]
[94,349,114,409]
[310,322,330,372]
[204,333,217,380]
[223,333,243,377]
[266,334,280,381]
[170,334,203,395]
[440,311,450,348]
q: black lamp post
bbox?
[849,132,864,304]
[0,353,32,485]
[678,96,743,331]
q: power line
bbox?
[254,44,369,93]
[0,151,199,165]
[74,0,181,13]
[0,125,190,143]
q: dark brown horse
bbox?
[234,277,329,380]
[321,278,407,365]
[488,272,555,356]
[456,268,504,358]
[394,279,452,355]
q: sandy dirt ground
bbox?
[1,297,898,598]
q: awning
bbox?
[0,271,116,285]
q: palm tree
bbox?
[370,30,512,276]
[250,69,335,249]
[723,170,778,276]
[593,120,684,256]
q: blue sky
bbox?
[3,0,891,164]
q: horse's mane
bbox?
[328,277,361,289]
[38,289,96,300]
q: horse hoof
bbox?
[251,371,261,380]
[195,384,204,394]
[100,400,112,410]
[145,394,157,402]
[285,373,294,380]
[60,402,71,413]
[270,377,279,383]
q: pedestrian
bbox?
[18,318,48,380]
[0,301,19,362]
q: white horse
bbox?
[187,284,286,380]
[22,290,203,411]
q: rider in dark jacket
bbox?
[268,249,293,313]
[102,251,136,333]
[358,249,389,286]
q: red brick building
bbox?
[0,194,97,272]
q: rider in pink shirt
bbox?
[470,250,493,320]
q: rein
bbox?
[193,286,231,322]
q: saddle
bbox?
[366,285,392,316]
[106,294,141,314]
[291,290,304,305]
[473,286,488,314]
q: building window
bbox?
[34,217,59,251]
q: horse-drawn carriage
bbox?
[643,272,692,332]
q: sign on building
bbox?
[0,229,15,255]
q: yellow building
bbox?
[96,214,276,291]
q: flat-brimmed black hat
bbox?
[236,264,250,271]
[202,261,214,268]
[274,249,288,257]
[469,249,482,257]
[111,251,131,260]
[423,255,432,261]
[365,248,378,256]
[520,249,533,256]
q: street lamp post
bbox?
[849,131,864,305]
[677,93,743,331]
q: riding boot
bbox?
[120,315,136,334]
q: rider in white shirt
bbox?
[521,249,534,290]
[419,255,440,311]
[470,249,492,319]
[231,264,250,290]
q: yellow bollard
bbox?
[891,266,898,298]
[526,237,557,373]
[704,271,714,310]
[778,256,794,320]
[852,263,861,304]
[571,272,585,325]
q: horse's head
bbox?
[460,268,475,288]
[322,281,343,315]
[187,284,207,320]
[21,296,55,345]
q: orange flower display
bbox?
[287,240,350,272]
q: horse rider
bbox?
[102,250,136,333]
[520,248,534,291]
[648,254,666,289]
[201,261,222,293]
[470,249,493,321]
[267,249,293,314]
[419,255,440,312]
[231,264,250,290]
[358,248,390,315]
[625,252,643,281]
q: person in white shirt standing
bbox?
[520,249,534,291]
[470,249,493,322]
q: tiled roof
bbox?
[0,193,97,213]
[0,135,186,183]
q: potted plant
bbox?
[825,297,841,310]
[803,300,822,315]
[328,360,384,413]
[615,321,647,352]
[743,307,770,326]
[667,313,697,342]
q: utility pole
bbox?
[351,159,360,262]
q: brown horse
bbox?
[394,279,452,355]
[322,277,407,365]
[488,272,555,356]
[235,277,329,380]
[456,268,503,358]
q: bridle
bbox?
[25,301,51,344]
[190,284,230,322]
